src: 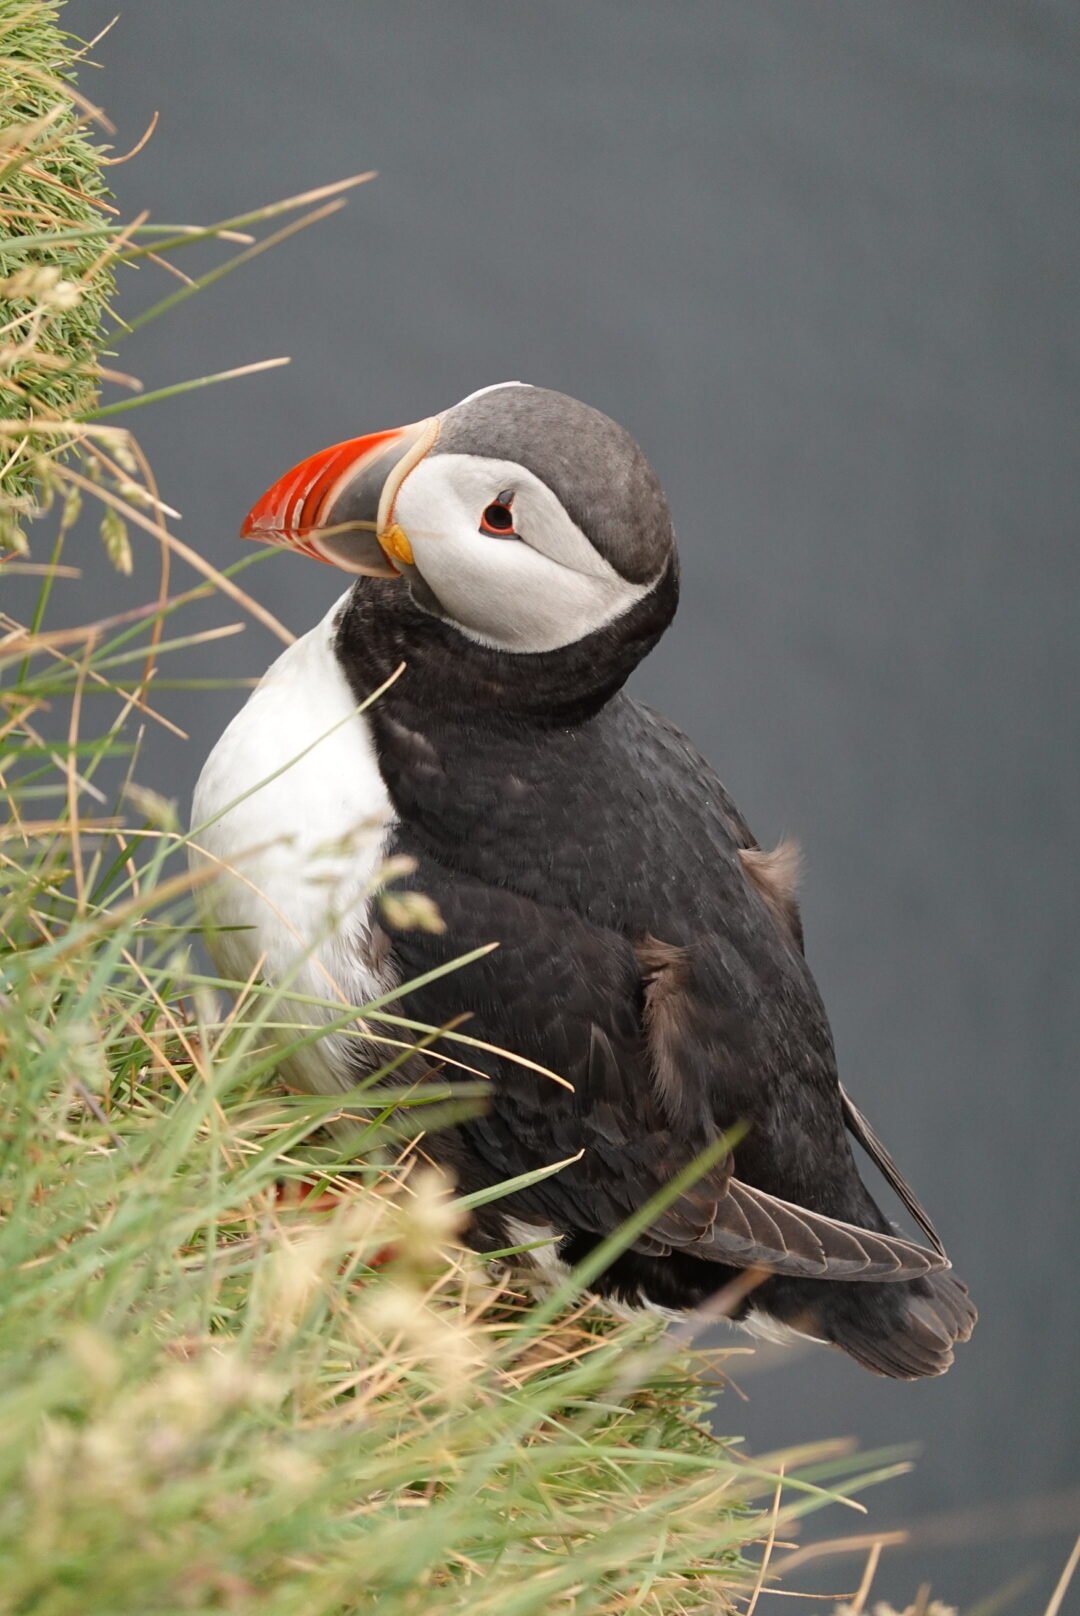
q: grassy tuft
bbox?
[0,0,115,518]
[0,0,369,564]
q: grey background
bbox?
[63,2,1079,1606]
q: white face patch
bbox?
[392,452,650,653]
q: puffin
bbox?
[192,382,975,1378]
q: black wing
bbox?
[379,855,946,1282]
[839,1084,946,1258]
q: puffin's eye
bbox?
[479,492,516,536]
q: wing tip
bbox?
[705,1178,952,1282]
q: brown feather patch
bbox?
[635,935,691,1121]
[739,839,802,937]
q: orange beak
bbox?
[240,416,438,575]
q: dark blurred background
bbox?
[64,2,1079,1605]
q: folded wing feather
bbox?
[645,1167,948,1280]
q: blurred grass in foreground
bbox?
[2,4,1050,1612]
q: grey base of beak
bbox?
[311,525,399,577]
[312,423,432,577]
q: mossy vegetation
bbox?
[0,0,115,520]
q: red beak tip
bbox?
[239,421,426,565]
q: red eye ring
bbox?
[479,491,516,536]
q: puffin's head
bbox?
[242,383,677,664]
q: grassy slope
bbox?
[0,0,114,522]
[0,6,931,1613]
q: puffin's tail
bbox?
[817,1268,977,1379]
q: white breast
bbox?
[190,592,395,1094]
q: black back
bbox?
[336,575,861,1221]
